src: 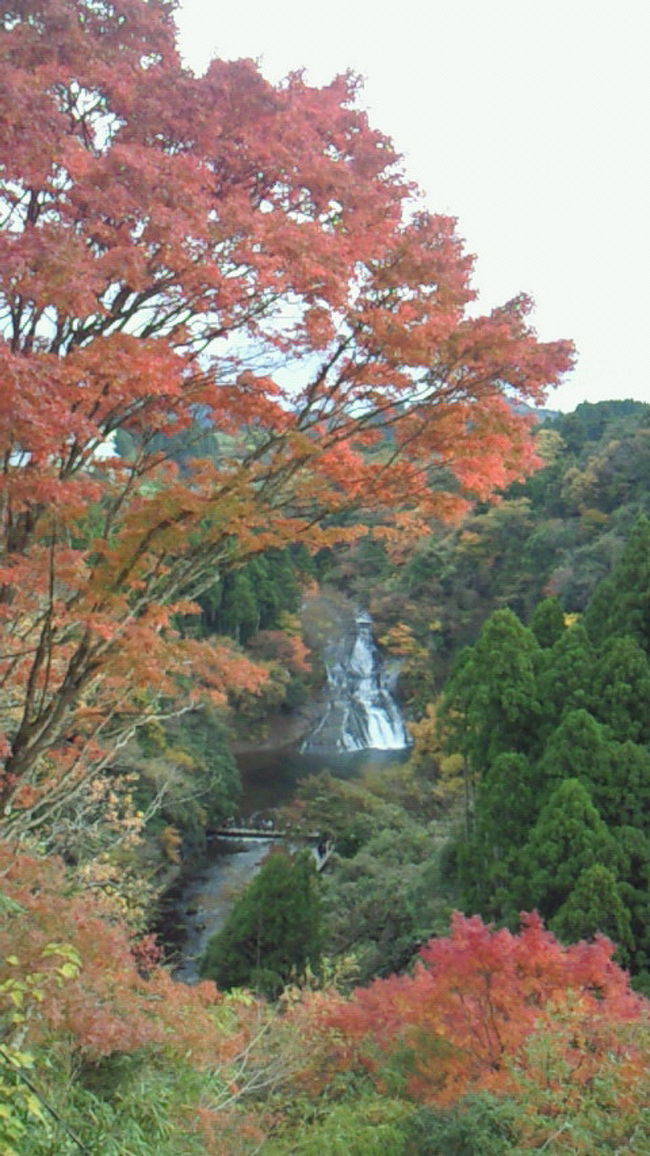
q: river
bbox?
[165,601,410,983]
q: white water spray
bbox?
[303,610,409,752]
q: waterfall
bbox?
[302,610,410,753]
[165,605,409,979]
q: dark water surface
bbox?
[236,745,409,812]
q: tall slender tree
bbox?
[536,623,595,736]
[443,608,543,775]
[458,752,536,921]
[521,778,622,916]
[529,596,566,649]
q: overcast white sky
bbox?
[175,0,649,413]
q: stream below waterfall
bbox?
[164,603,410,983]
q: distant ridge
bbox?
[512,401,561,423]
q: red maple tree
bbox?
[0,0,574,831]
[315,912,648,1110]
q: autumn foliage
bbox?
[314,912,648,1110]
[0,0,574,833]
[0,840,223,1059]
[2,835,649,1151]
[0,838,278,1152]
[8,8,650,1153]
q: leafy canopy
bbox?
[0,0,573,832]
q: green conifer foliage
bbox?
[615,826,650,896]
[479,753,537,848]
[590,634,650,744]
[550,865,634,963]
[197,550,301,640]
[534,709,614,810]
[584,515,650,652]
[615,826,650,975]
[536,624,595,734]
[602,742,650,829]
[459,753,535,922]
[529,596,566,648]
[199,849,324,997]
[443,609,543,774]
[521,779,621,917]
[535,708,650,829]
[216,570,259,643]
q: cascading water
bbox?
[302,610,410,752]
[165,602,409,980]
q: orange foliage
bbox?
[379,622,422,657]
[314,912,648,1107]
[0,840,292,1150]
[0,840,249,1065]
[160,823,183,863]
[0,0,573,828]
[247,629,312,674]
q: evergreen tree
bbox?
[590,634,650,744]
[443,609,543,775]
[584,515,650,652]
[521,778,622,917]
[269,549,302,616]
[535,708,650,828]
[550,864,633,963]
[612,826,650,974]
[600,741,650,829]
[214,570,259,642]
[459,753,535,921]
[536,623,594,735]
[615,825,650,897]
[200,849,324,997]
[198,549,301,640]
[529,596,566,648]
[246,556,280,629]
[534,709,615,814]
[478,753,537,850]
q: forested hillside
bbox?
[444,521,650,984]
[1,0,649,1151]
[323,398,650,693]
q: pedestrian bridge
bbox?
[211,826,335,870]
